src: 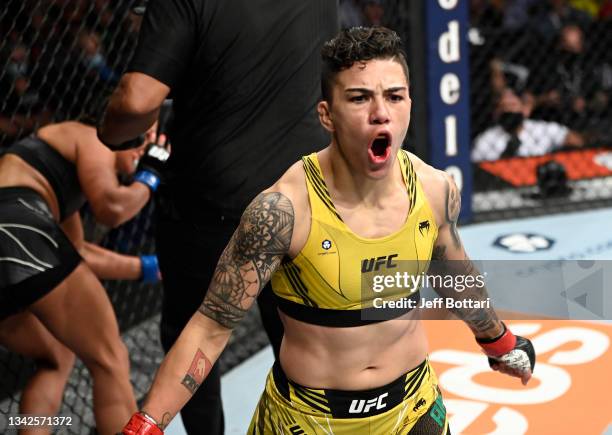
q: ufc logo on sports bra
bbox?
[361,254,398,273]
[348,392,388,414]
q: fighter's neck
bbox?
[318,146,402,209]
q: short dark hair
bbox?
[320,26,409,102]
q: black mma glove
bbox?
[477,322,536,385]
[133,143,169,192]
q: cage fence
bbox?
[2,0,612,433]
[0,1,269,433]
[469,0,612,220]
[0,200,270,434]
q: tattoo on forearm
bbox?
[461,304,500,335]
[159,413,172,430]
[444,178,461,249]
[429,245,499,335]
[199,192,294,328]
[181,349,212,395]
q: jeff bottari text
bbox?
[373,296,491,309]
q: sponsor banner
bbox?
[426,319,612,435]
[479,149,612,186]
[425,0,472,220]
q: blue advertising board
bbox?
[425,0,472,220]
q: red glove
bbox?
[477,322,536,385]
[121,412,163,435]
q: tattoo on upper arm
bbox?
[431,245,447,261]
[199,192,294,328]
[444,177,461,249]
[181,348,212,395]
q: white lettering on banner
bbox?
[444,400,528,435]
[445,165,463,191]
[487,407,529,435]
[438,21,460,63]
[504,323,542,336]
[436,12,462,180]
[444,116,458,156]
[443,399,489,434]
[431,350,571,404]
[438,0,459,10]
[440,73,460,105]
[431,324,610,433]
[531,327,610,365]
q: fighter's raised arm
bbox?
[97,73,169,148]
[123,190,296,432]
[426,170,503,339]
[420,163,535,385]
[199,192,294,328]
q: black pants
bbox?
[155,199,283,435]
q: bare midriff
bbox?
[0,154,60,220]
[279,310,428,390]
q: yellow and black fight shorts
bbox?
[248,359,449,434]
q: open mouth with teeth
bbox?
[368,133,392,164]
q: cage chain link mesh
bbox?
[469,1,612,220]
[0,1,269,433]
[2,0,611,432]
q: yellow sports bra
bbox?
[271,150,438,326]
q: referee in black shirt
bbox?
[98,0,338,433]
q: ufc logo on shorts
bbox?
[348,392,388,414]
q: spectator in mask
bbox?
[472,89,584,162]
[527,24,605,130]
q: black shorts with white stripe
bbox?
[0,187,81,320]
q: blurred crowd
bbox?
[3,0,609,161]
[470,0,612,160]
[0,0,142,146]
[340,0,388,28]
[0,0,410,148]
